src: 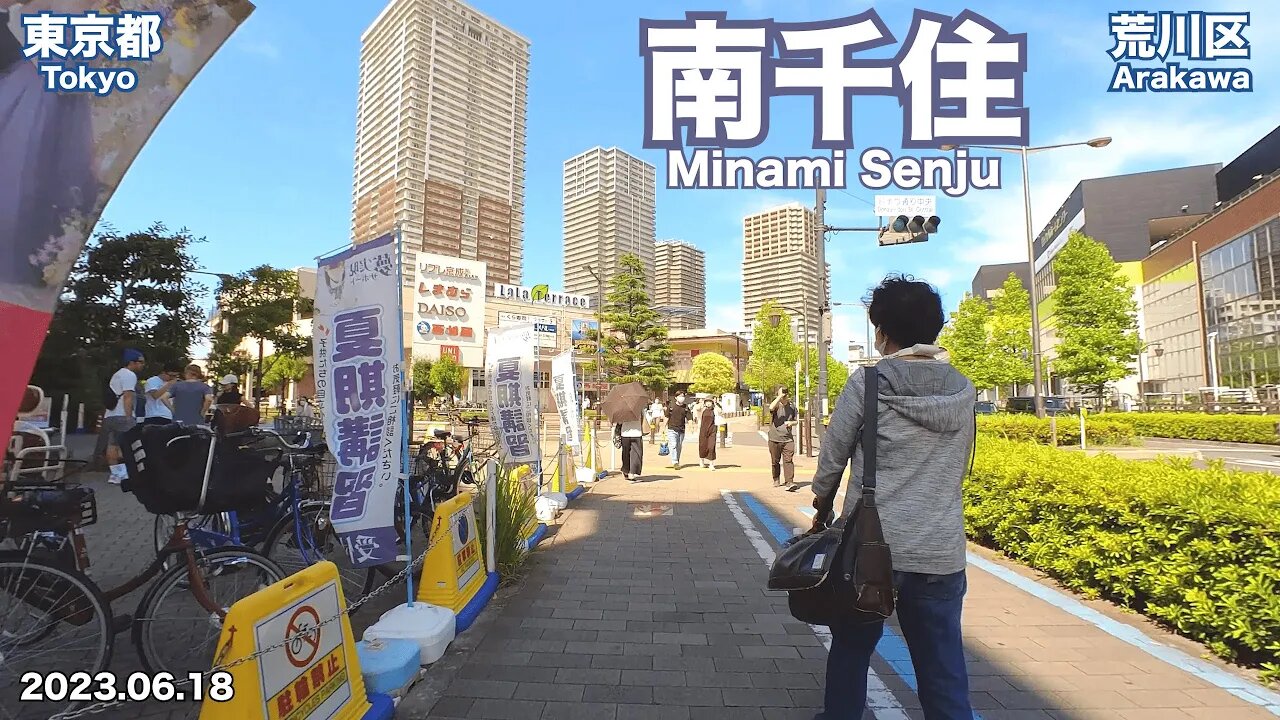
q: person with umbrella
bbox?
[601,382,654,482]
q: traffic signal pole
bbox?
[815,189,829,444]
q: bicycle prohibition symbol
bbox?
[286,606,322,668]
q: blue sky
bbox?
[98,0,1279,357]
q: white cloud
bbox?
[236,39,282,60]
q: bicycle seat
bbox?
[432,429,451,440]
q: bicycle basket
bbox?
[121,424,276,514]
[0,484,96,536]
[0,561,98,625]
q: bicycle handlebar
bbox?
[224,426,314,451]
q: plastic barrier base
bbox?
[525,523,549,551]
[567,485,586,501]
[455,571,499,634]
[362,693,395,720]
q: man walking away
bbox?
[768,387,798,490]
[143,362,183,425]
[809,275,976,719]
[103,349,145,485]
[666,391,691,469]
[171,364,214,426]
[615,403,653,482]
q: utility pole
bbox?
[815,188,828,442]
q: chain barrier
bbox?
[47,537,439,720]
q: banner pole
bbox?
[396,224,415,608]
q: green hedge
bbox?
[1104,412,1280,445]
[977,414,1137,446]
[966,437,1280,682]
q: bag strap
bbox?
[860,363,880,494]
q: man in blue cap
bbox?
[102,348,145,484]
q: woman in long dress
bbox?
[697,398,717,470]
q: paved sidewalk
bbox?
[411,420,1279,719]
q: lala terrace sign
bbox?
[492,283,592,309]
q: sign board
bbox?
[201,562,369,720]
[414,253,487,367]
[1033,209,1087,273]
[418,493,486,613]
[484,324,540,466]
[874,194,937,217]
[493,283,591,309]
[551,351,582,454]
[499,312,557,336]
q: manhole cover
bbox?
[630,503,672,518]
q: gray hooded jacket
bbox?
[811,345,976,575]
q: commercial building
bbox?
[562,147,657,306]
[654,239,706,330]
[1030,164,1220,399]
[970,262,1030,300]
[350,0,529,288]
[667,329,749,407]
[1142,126,1280,397]
[742,203,824,345]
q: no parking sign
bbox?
[254,582,352,720]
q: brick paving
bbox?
[408,417,1279,720]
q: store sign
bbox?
[499,312,557,335]
[1034,210,1086,273]
[415,253,486,367]
[493,283,591,309]
[571,319,600,354]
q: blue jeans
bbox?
[818,569,971,720]
[666,429,685,465]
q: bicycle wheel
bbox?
[132,548,283,676]
[0,552,113,719]
[262,503,374,610]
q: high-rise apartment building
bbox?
[653,239,706,330]
[562,147,657,305]
[743,203,824,344]
[351,0,529,287]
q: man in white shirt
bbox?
[102,348,145,484]
[143,362,184,425]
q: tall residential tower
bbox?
[743,203,823,344]
[562,147,657,305]
[351,0,530,286]
[654,239,706,330]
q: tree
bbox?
[430,354,467,405]
[690,352,736,396]
[260,353,309,400]
[32,223,206,415]
[213,266,310,407]
[411,358,437,409]
[206,332,253,382]
[937,293,993,390]
[598,254,672,390]
[1051,231,1142,401]
[803,348,849,410]
[744,300,800,396]
[987,273,1034,398]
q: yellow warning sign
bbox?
[417,492,486,612]
[200,562,370,720]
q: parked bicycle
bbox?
[0,419,287,718]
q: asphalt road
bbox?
[1143,437,1280,473]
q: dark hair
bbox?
[164,361,185,374]
[864,274,945,348]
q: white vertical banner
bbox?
[313,234,403,568]
[551,351,582,455]
[485,324,541,466]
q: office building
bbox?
[743,203,824,344]
[971,262,1031,300]
[350,0,529,287]
[654,239,706,330]
[562,147,657,306]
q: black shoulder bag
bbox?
[767,365,895,625]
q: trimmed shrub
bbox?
[977,414,1137,446]
[966,437,1280,682]
[1105,412,1280,445]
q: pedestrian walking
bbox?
[648,397,666,444]
[665,391,691,469]
[142,362,184,425]
[170,364,214,426]
[614,403,653,482]
[101,348,145,485]
[809,275,976,719]
[217,374,244,405]
[767,387,798,490]
[697,397,717,470]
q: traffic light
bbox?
[879,215,941,246]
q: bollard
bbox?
[1079,407,1087,450]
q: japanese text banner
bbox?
[551,351,581,455]
[313,234,403,568]
[485,324,540,467]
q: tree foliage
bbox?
[205,332,253,382]
[744,300,799,396]
[690,352,736,396]
[209,266,310,400]
[937,293,993,389]
[987,273,1034,392]
[260,353,308,397]
[411,358,437,409]
[1051,232,1142,399]
[429,354,467,404]
[598,254,672,390]
[32,223,206,410]
[803,348,850,410]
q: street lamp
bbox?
[584,265,605,397]
[1137,341,1164,410]
[769,303,812,457]
[939,137,1112,418]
